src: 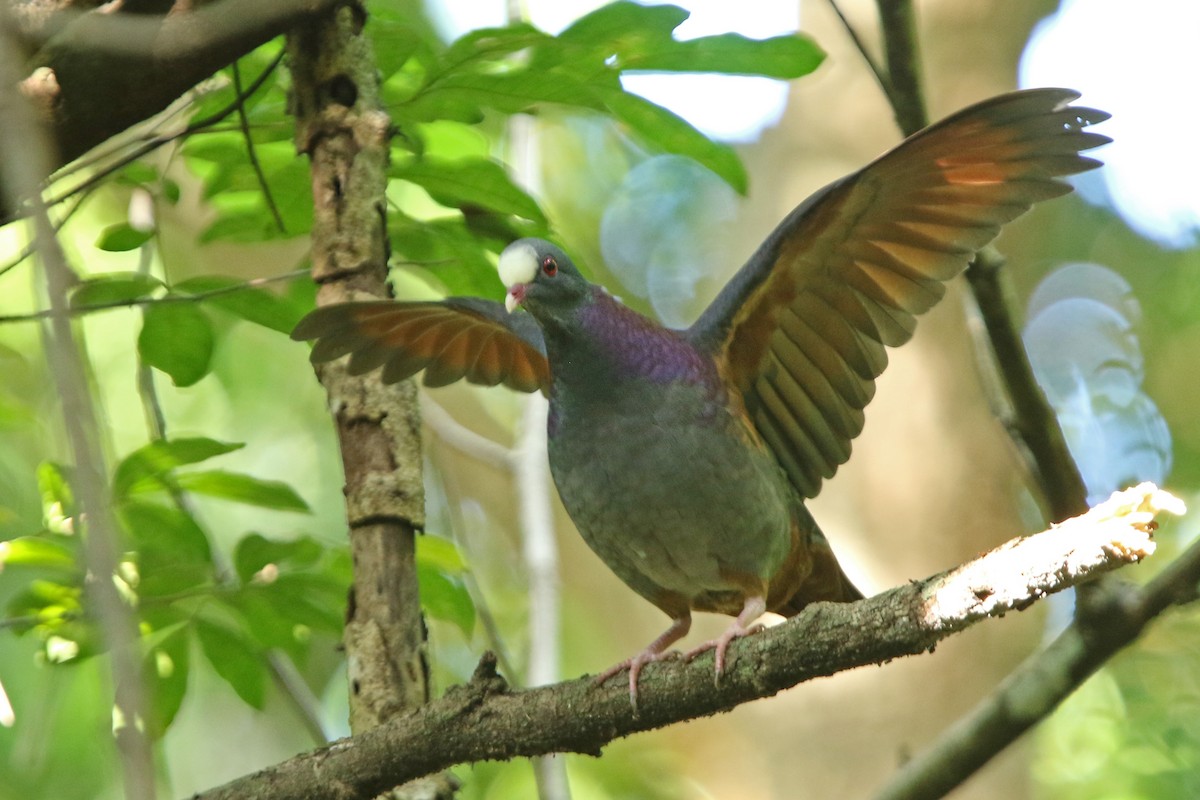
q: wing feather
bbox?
[291,298,549,394]
[689,88,1109,498]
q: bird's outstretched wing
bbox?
[688,88,1110,498]
[291,297,550,394]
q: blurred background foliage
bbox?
[0,0,1197,798]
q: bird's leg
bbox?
[684,595,767,682]
[595,613,692,712]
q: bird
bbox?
[292,88,1109,709]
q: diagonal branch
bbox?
[193,485,1181,800]
[875,491,1193,800]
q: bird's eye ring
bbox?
[542,257,558,277]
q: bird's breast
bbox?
[546,375,797,608]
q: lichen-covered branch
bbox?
[876,488,1191,800]
[194,485,1179,800]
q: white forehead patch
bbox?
[497,243,538,287]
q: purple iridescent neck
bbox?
[562,288,714,385]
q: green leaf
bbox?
[401,70,598,123]
[624,32,824,77]
[262,573,345,633]
[393,157,547,223]
[598,88,747,193]
[195,619,267,709]
[37,461,76,519]
[225,590,308,657]
[70,273,162,310]
[233,533,325,584]
[440,24,553,71]
[0,536,75,571]
[416,535,466,574]
[559,1,690,49]
[417,562,474,637]
[173,275,306,334]
[175,470,309,513]
[95,223,154,252]
[115,162,160,187]
[144,622,191,738]
[113,437,243,499]
[118,501,214,594]
[138,301,215,387]
[389,215,511,299]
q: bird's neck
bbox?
[543,288,716,396]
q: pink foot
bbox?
[595,613,691,712]
[683,596,767,683]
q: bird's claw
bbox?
[595,649,682,713]
[683,622,766,684]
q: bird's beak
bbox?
[505,283,527,313]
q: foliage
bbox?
[0,2,824,797]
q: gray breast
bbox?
[547,378,795,607]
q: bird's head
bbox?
[498,239,590,321]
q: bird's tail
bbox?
[776,529,864,617]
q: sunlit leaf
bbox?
[37,461,76,519]
[113,437,243,499]
[195,619,267,709]
[393,157,547,223]
[416,535,467,574]
[174,470,310,512]
[173,275,306,334]
[440,23,553,71]
[0,536,75,571]
[119,501,214,594]
[70,273,162,309]
[595,87,747,193]
[623,33,823,77]
[138,301,215,387]
[233,533,325,584]
[144,622,191,738]
[115,161,159,186]
[417,562,474,637]
[95,223,154,252]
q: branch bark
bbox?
[3,0,341,213]
[193,485,1179,800]
[875,489,1192,800]
[286,6,457,797]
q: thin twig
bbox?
[0,268,309,325]
[824,0,892,104]
[231,60,287,234]
[0,18,156,800]
[16,48,286,222]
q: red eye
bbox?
[542,257,558,277]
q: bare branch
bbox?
[194,485,1179,800]
[875,487,1191,800]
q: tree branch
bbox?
[875,489,1192,800]
[193,485,1179,800]
[287,6,457,798]
[3,0,342,209]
